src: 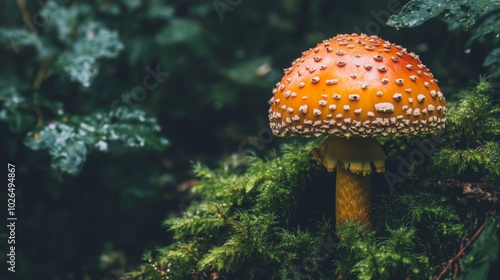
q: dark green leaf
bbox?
[388,0,500,30]
[6,109,37,133]
[483,48,500,67]
[155,18,201,45]
[467,12,500,47]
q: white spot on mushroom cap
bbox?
[392,93,402,101]
[378,66,387,72]
[417,94,426,103]
[329,104,336,111]
[299,105,308,114]
[349,94,360,101]
[313,109,322,116]
[333,94,341,100]
[326,79,338,85]
[319,100,327,106]
[374,102,395,112]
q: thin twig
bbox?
[15,0,37,33]
[33,57,54,90]
[436,223,486,279]
[213,205,245,234]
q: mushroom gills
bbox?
[311,136,386,175]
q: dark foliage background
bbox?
[0,0,498,279]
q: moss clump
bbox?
[128,78,500,279]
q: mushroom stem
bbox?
[336,164,371,226]
[312,136,386,228]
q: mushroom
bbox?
[268,33,446,227]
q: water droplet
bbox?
[464,49,471,54]
[96,140,108,151]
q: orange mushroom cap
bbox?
[269,33,446,138]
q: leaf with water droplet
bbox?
[387,0,444,28]
[52,21,123,87]
[388,0,500,30]
[24,107,169,175]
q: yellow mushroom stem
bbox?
[312,136,386,228]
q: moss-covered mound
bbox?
[128,79,500,280]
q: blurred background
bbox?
[0,0,495,279]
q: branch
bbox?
[436,223,486,280]
[15,0,37,33]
